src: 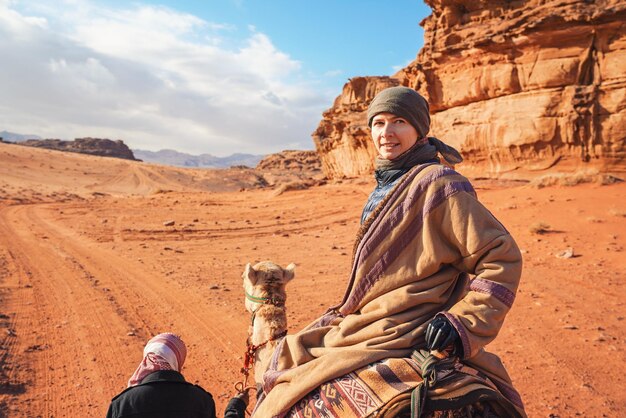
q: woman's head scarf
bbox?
[367,86,430,138]
[127,332,187,387]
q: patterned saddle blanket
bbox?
[287,357,419,418]
[285,353,522,418]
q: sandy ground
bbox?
[0,142,624,417]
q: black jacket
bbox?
[106,370,215,418]
[106,370,246,418]
[360,159,439,224]
[360,167,410,224]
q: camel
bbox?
[241,261,295,388]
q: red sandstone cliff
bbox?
[313,0,626,179]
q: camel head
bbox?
[243,261,295,314]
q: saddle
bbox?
[285,350,523,418]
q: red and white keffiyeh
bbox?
[127,332,187,387]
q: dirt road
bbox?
[0,202,248,416]
[0,179,363,417]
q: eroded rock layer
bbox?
[18,138,137,161]
[256,150,322,173]
[314,0,626,179]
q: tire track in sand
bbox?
[0,205,141,417]
[0,204,246,416]
[0,247,32,415]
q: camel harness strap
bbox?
[236,292,287,397]
[245,290,284,307]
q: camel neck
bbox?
[250,304,287,346]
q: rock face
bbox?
[313,0,626,179]
[19,138,137,160]
[256,150,322,173]
[255,150,325,189]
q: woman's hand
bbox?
[425,316,461,356]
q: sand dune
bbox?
[0,142,271,202]
[0,142,624,417]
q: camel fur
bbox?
[242,261,295,385]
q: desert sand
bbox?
[0,142,624,417]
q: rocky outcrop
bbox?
[255,150,325,189]
[314,0,626,179]
[19,138,137,160]
[256,150,322,173]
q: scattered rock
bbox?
[556,247,575,259]
[563,325,579,330]
[209,285,220,290]
[25,344,48,352]
[163,220,175,226]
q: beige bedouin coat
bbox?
[253,163,525,417]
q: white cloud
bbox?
[0,1,333,156]
[0,1,47,36]
[324,69,343,77]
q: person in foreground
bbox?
[106,332,247,418]
[251,87,526,417]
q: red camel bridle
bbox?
[235,290,287,395]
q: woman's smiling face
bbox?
[370,112,419,160]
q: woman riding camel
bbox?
[253,86,525,417]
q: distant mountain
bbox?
[0,130,42,141]
[133,149,265,169]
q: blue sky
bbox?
[0,0,430,156]
[148,0,430,85]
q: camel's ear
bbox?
[283,263,296,282]
[243,263,257,285]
